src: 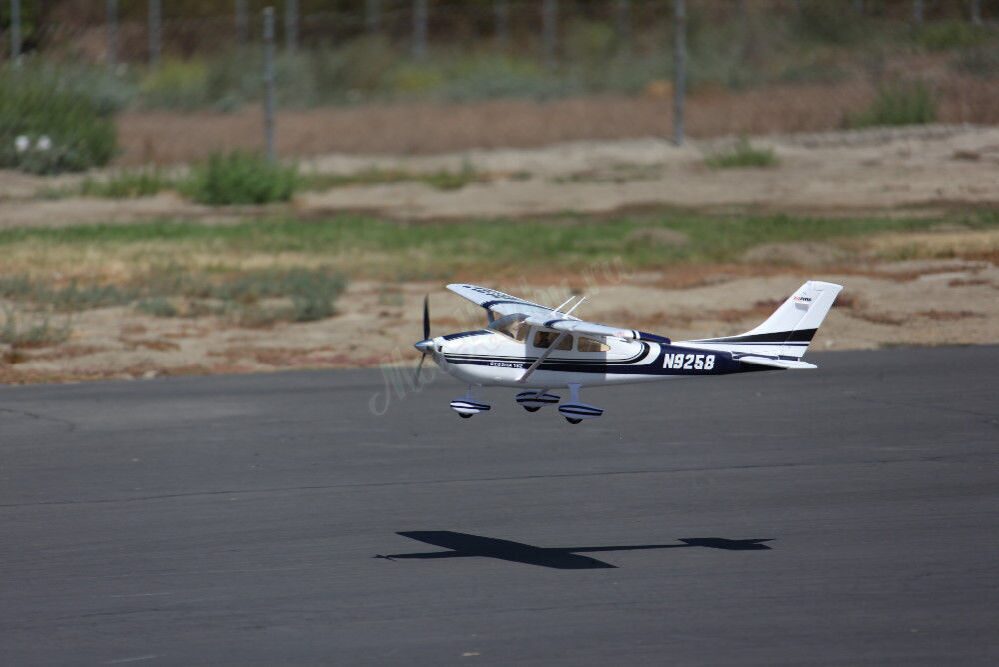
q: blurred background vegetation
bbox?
[0,0,996,174]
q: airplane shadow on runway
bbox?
[375,531,773,570]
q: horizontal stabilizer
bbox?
[738,356,817,370]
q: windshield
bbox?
[493,318,530,342]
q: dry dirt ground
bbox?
[1,123,998,383]
[3,124,999,226]
[3,257,997,385]
[113,78,999,164]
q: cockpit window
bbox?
[534,330,572,350]
[493,318,529,342]
[578,336,610,352]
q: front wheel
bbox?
[458,413,472,419]
[523,406,541,413]
[565,418,582,425]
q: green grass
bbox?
[0,264,346,324]
[844,82,937,129]
[1,212,994,276]
[303,164,482,192]
[37,160,482,203]
[80,168,175,199]
[0,276,137,311]
[704,138,778,169]
[134,297,179,317]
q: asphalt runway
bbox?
[2,347,998,665]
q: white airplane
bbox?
[414,281,843,424]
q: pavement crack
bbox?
[0,407,77,432]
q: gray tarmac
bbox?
[1,346,998,666]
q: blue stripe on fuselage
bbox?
[443,343,772,376]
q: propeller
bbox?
[414,295,433,382]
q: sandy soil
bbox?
[111,78,999,165]
[3,124,999,228]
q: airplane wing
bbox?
[447,284,653,341]
[521,315,639,341]
[446,283,567,320]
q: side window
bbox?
[534,330,572,350]
[578,336,610,353]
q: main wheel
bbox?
[458,413,473,419]
[523,406,541,413]
[565,418,582,425]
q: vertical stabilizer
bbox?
[681,281,843,360]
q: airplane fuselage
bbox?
[433,328,763,389]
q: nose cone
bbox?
[414,338,434,354]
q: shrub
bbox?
[135,297,179,318]
[212,266,346,322]
[183,151,299,205]
[80,168,174,199]
[844,82,937,129]
[439,55,554,101]
[914,21,991,52]
[954,45,999,79]
[792,1,866,45]
[0,68,118,174]
[705,138,778,169]
[0,306,72,348]
[138,59,211,110]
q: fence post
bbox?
[412,0,428,60]
[236,0,249,44]
[615,0,631,53]
[106,0,118,68]
[494,0,510,52]
[10,0,21,65]
[542,0,557,70]
[285,0,298,53]
[912,0,924,24]
[149,0,162,67]
[366,0,381,33]
[263,7,277,163]
[970,0,982,25]
[673,0,686,146]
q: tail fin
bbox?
[685,281,842,360]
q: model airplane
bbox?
[414,281,843,424]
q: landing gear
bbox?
[557,384,604,424]
[450,386,490,419]
[515,390,560,413]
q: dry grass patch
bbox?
[916,309,984,321]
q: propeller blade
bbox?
[414,352,427,383]
[423,295,430,341]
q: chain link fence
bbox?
[1,0,997,170]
